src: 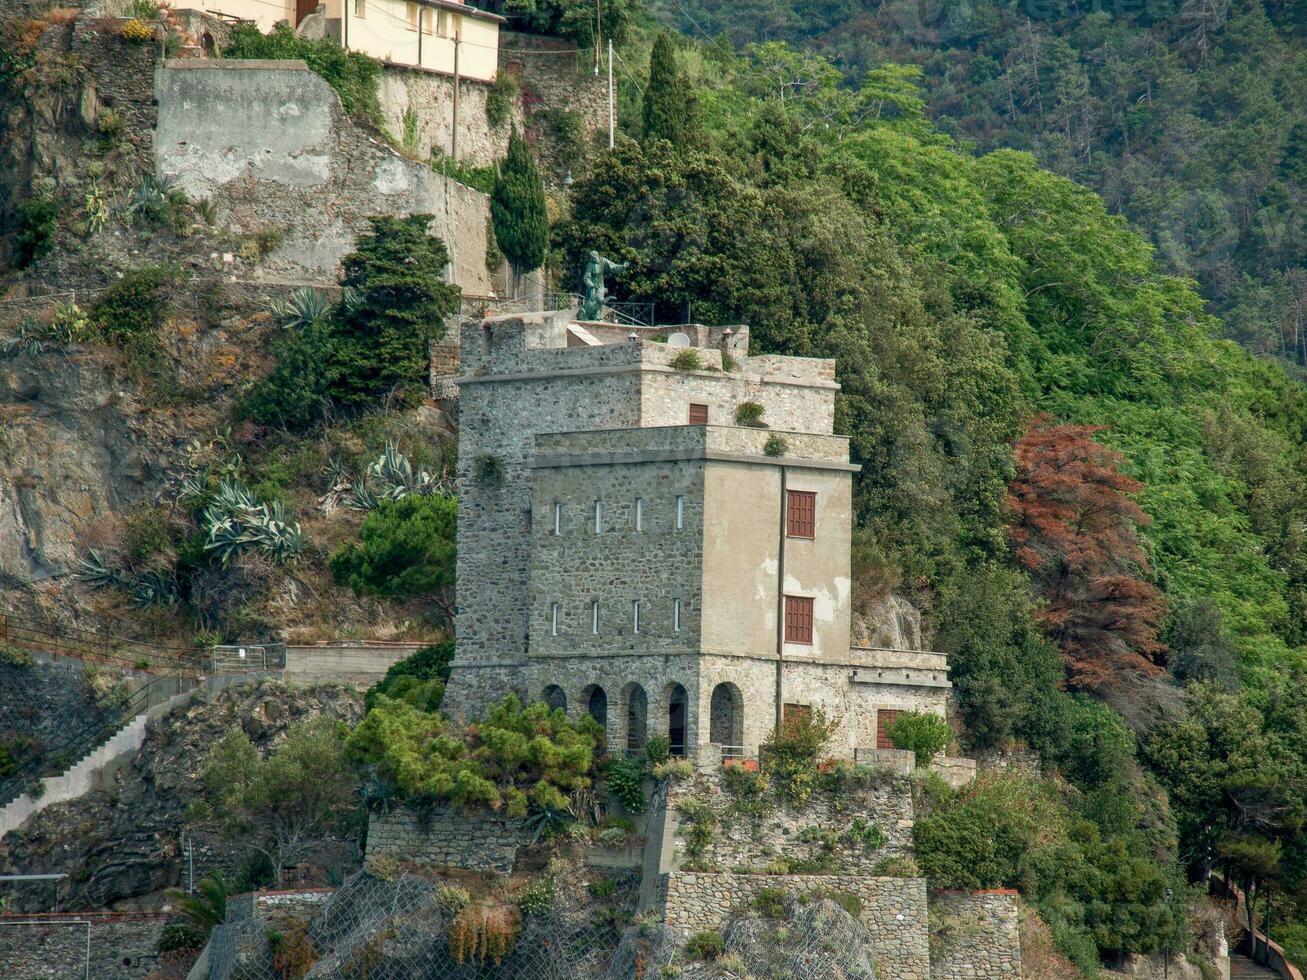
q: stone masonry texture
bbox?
[929,890,1022,979]
[365,806,529,873]
[0,913,167,979]
[661,872,930,980]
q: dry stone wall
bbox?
[365,806,529,873]
[0,912,168,979]
[376,67,520,166]
[929,890,1022,979]
[661,872,930,980]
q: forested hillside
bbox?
[558,25,1307,968]
[649,0,1307,371]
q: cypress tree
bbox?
[642,33,687,147]
[491,127,548,285]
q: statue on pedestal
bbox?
[579,250,628,321]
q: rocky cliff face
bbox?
[852,592,924,650]
[0,681,363,911]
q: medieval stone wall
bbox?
[376,66,521,166]
[929,890,1022,979]
[660,872,930,980]
[0,912,168,979]
[365,806,529,873]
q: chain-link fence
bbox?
[204,866,641,980]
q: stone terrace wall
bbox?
[366,806,529,873]
[0,912,168,978]
[661,872,929,980]
[669,770,916,873]
[377,67,522,167]
[929,890,1022,979]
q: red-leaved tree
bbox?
[1008,415,1166,692]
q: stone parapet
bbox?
[929,889,1022,979]
[660,872,930,980]
[532,425,852,467]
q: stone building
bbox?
[441,312,952,761]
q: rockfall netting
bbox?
[204,866,641,980]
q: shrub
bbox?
[603,753,647,813]
[517,876,553,914]
[448,901,522,966]
[241,314,332,431]
[887,711,952,767]
[367,640,454,710]
[670,349,701,371]
[734,401,765,426]
[652,758,693,781]
[118,18,154,41]
[95,106,122,134]
[644,734,671,764]
[267,920,318,979]
[49,301,91,343]
[686,930,724,961]
[330,495,456,616]
[760,707,835,806]
[808,888,862,918]
[15,190,57,267]
[88,263,177,346]
[763,434,788,457]
[345,694,601,816]
[753,887,786,918]
[486,71,519,129]
[223,24,381,121]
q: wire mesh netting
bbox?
[204,866,642,980]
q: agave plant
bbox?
[267,286,333,330]
[344,478,380,512]
[0,322,49,359]
[131,570,179,607]
[202,479,302,565]
[73,549,130,590]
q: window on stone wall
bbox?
[591,600,600,635]
[784,595,814,644]
[673,597,682,632]
[594,499,603,534]
[553,501,562,536]
[632,599,641,633]
[551,602,560,636]
[689,403,709,425]
[635,497,644,532]
[876,709,903,750]
[676,495,685,530]
[786,490,816,538]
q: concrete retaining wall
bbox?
[282,642,420,687]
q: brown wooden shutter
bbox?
[877,709,903,750]
[786,490,816,538]
[688,403,709,425]
[784,595,814,643]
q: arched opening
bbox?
[709,682,743,754]
[584,684,608,729]
[542,684,567,713]
[667,683,688,757]
[623,683,648,753]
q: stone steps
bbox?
[1230,954,1283,978]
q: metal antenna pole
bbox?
[608,38,615,148]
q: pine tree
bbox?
[490,127,548,286]
[642,33,688,147]
[326,214,461,409]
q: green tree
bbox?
[324,215,460,409]
[490,128,548,284]
[329,495,456,621]
[199,717,359,883]
[642,33,690,147]
[241,313,333,432]
[886,711,951,767]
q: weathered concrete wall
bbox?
[929,890,1022,979]
[660,872,930,980]
[365,806,529,873]
[377,67,519,166]
[154,59,494,294]
[282,642,419,688]
[0,912,168,979]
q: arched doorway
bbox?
[623,683,648,753]
[667,683,688,757]
[584,684,608,729]
[709,682,743,752]
[542,685,567,713]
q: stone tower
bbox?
[441,312,950,762]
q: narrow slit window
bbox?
[591,601,600,635]
[675,495,685,530]
[553,501,562,536]
[632,600,641,634]
[551,602,560,636]
[673,598,682,632]
[635,497,644,532]
[594,500,603,534]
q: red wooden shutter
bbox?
[784,596,814,643]
[688,403,709,425]
[786,490,816,538]
[877,709,903,750]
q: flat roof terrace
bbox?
[531,425,859,472]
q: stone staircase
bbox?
[0,684,197,838]
[1231,954,1285,978]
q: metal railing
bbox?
[208,643,286,674]
[0,611,199,674]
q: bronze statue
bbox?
[579,250,628,321]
